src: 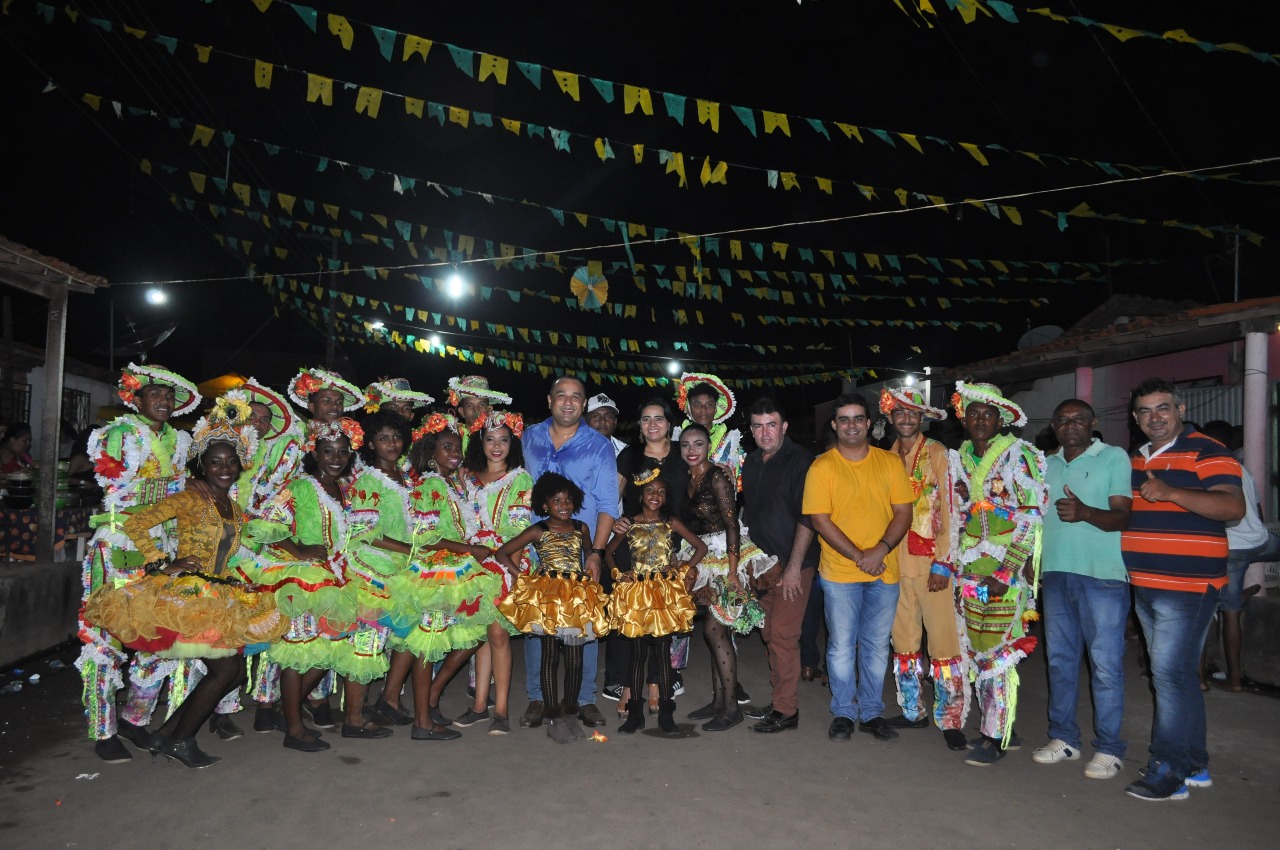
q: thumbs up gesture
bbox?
[1139,468,1172,503]
[1055,484,1090,523]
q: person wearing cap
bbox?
[878,387,966,750]
[445,375,513,454]
[1033,398,1133,781]
[933,381,1048,767]
[803,393,915,745]
[365,377,434,424]
[77,363,201,764]
[587,393,628,458]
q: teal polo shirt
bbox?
[1043,438,1132,580]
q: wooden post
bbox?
[35,281,68,562]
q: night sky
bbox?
[2,0,1277,424]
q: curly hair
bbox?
[531,471,584,516]
[407,417,462,474]
[359,409,413,465]
[462,421,524,473]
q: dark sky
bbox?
[2,0,1277,421]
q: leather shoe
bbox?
[701,710,744,732]
[428,704,454,727]
[578,704,607,728]
[283,733,330,752]
[209,714,244,740]
[160,737,221,769]
[944,729,969,751]
[828,716,854,741]
[411,724,462,741]
[800,666,821,681]
[519,700,544,728]
[883,714,928,730]
[751,711,798,733]
[341,722,393,739]
[686,700,721,720]
[117,720,157,753]
[859,717,900,741]
[371,698,413,727]
[94,736,132,763]
[304,702,336,729]
[743,703,774,720]
[252,706,277,733]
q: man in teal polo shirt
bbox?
[1033,399,1133,780]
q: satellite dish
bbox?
[1017,325,1063,351]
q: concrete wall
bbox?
[0,561,81,667]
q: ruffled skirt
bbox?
[496,569,611,644]
[84,573,288,658]
[382,549,502,661]
[609,567,695,638]
[679,529,773,634]
[237,550,356,633]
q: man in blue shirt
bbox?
[1035,399,1133,780]
[519,375,618,729]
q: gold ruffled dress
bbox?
[84,490,287,658]
[496,522,610,644]
[610,521,695,638]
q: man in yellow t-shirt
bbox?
[803,393,915,743]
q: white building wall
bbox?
[26,366,114,456]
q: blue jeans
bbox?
[1221,532,1280,611]
[1042,572,1130,758]
[1134,584,1219,778]
[524,636,598,704]
[821,576,899,722]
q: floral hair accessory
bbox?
[632,467,661,487]
[364,377,434,414]
[189,415,258,466]
[674,371,736,424]
[951,381,1027,427]
[305,417,365,452]
[411,412,459,443]
[469,409,524,438]
[879,387,946,421]
[287,367,363,411]
[117,363,201,416]
[444,375,512,407]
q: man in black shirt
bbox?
[741,398,819,732]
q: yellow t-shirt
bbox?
[802,446,916,583]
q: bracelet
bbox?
[591,548,605,558]
[878,538,895,551]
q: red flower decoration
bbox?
[94,451,127,480]
[294,374,322,397]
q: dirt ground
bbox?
[1,634,1276,850]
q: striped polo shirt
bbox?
[1121,425,1242,593]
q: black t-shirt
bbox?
[616,443,689,519]
[741,437,818,570]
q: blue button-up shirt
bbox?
[523,418,619,538]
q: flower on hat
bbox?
[304,417,364,452]
[411,412,459,443]
[470,410,524,439]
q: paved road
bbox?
[2,635,1276,849]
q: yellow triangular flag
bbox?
[696,99,720,132]
[254,59,273,89]
[501,117,521,135]
[960,142,989,165]
[816,176,833,194]
[405,97,423,117]
[355,87,383,118]
[552,70,580,101]
[307,74,333,106]
[478,54,509,84]
[190,124,214,146]
[664,152,687,188]
[327,14,354,50]
[762,111,791,136]
[899,133,923,153]
[623,85,654,116]
[403,35,432,62]
[448,106,470,128]
[189,172,206,193]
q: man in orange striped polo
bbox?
[1121,379,1245,802]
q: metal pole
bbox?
[1243,331,1269,519]
[35,281,69,563]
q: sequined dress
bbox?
[609,520,695,638]
[497,521,611,645]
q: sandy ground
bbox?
[1,633,1277,850]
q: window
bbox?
[62,387,92,433]
[0,383,31,425]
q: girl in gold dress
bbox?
[605,471,705,736]
[495,473,609,744]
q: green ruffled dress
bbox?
[346,463,418,636]
[463,467,534,635]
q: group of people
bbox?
[72,361,1254,803]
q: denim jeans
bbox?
[1222,531,1280,611]
[1042,571,1130,758]
[821,576,899,722]
[525,635,598,704]
[1134,584,1219,778]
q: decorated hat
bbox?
[226,378,293,440]
[879,387,946,422]
[189,402,258,466]
[411,411,461,443]
[365,377,434,414]
[675,372,736,425]
[586,393,619,414]
[951,381,1027,428]
[303,417,365,452]
[117,363,201,416]
[470,409,525,439]
[445,375,512,407]
[288,367,363,411]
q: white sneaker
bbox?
[1032,738,1080,764]
[1084,753,1123,779]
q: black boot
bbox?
[619,699,646,734]
[159,737,221,769]
[657,699,680,736]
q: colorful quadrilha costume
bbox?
[242,419,385,683]
[498,521,611,644]
[879,388,965,732]
[84,412,287,659]
[678,467,774,634]
[445,375,512,454]
[383,424,500,663]
[932,382,1048,745]
[227,380,305,516]
[76,363,200,742]
[674,371,745,490]
[346,457,419,638]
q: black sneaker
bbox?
[304,702,337,729]
[859,717,900,742]
[964,738,1007,766]
[94,736,132,763]
[209,714,244,740]
[601,683,624,702]
[735,682,750,705]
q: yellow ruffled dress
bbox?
[610,521,695,638]
[496,521,610,644]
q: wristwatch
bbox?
[591,548,606,558]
